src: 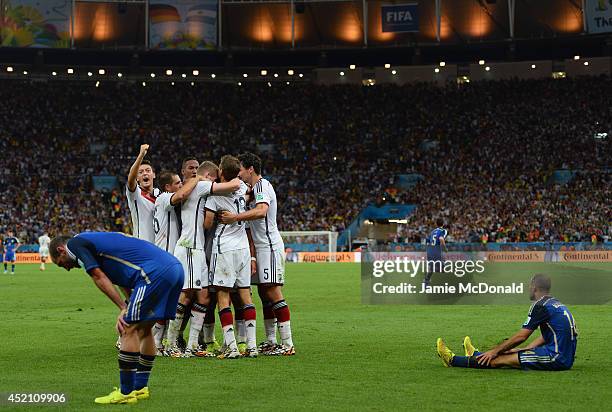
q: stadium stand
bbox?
[0,77,609,246]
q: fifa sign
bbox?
[381,4,419,33]
[585,0,612,33]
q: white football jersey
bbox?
[125,184,159,244]
[176,180,213,250]
[38,235,51,249]
[154,192,180,254]
[248,178,284,250]
[206,181,249,253]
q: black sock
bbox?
[134,354,155,390]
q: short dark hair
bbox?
[181,157,198,169]
[531,273,551,292]
[158,171,178,191]
[237,152,262,175]
[219,155,241,181]
[436,218,444,227]
[140,159,155,172]
[49,235,72,261]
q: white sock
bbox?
[153,322,165,349]
[222,325,238,351]
[236,319,246,343]
[278,320,293,347]
[188,310,206,350]
[162,323,169,342]
[264,318,277,344]
[166,312,184,348]
[246,320,257,349]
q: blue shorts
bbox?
[518,346,571,371]
[4,252,15,262]
[124,263,184,324]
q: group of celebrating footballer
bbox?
[125,144,294,359]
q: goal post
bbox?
[280,231,339,262]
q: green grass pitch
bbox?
[1,263,612,411]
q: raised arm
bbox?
[127,144,149,192]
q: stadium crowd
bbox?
[0,76,609,246]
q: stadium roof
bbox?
[0,0,609,70]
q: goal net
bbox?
[280,231,339,262]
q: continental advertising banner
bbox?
[149,0,217,49]
[15,253,43,263]
[296,252,360,263]
[485,251,547,263]
[0,0,70,48]
[559,250,612,262]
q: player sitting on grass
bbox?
[437,273,577,371]
[50,232,184,404]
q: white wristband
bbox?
[251,257,257,262]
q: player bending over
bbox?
[437,273,577,371]
[50,232,184,404]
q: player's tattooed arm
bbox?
[204,209,216,230]
[247,229,257,275]
[127,144,149,192]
